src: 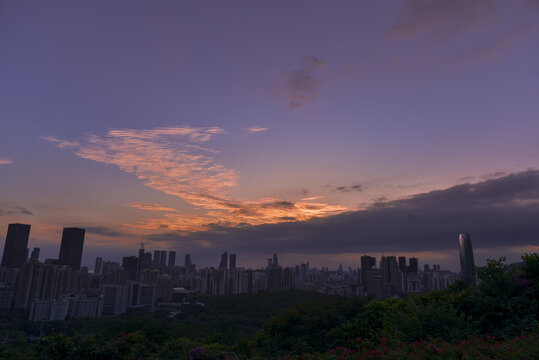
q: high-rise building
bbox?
[58,228,85,271]
[272,254,279,267]
[160,251,167,267]
[219,252,228,269]
[168,251,176,267]
[458,233,476,286]
[398,256,407,273]
[94,257,103,275]
[122,256,138,281]
[229,254,236,269]
[30,247,40,261]
[408,258,418,273]
[153,250,161,267]
[1,223,31,269]
[360,255,376,280]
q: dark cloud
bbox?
[85,226,124,238]
[335,184,363,193]
[0,201,33,216]
[386,0,498,43]
[284,55,326,109]
[148,170,539,256]
[262,200,296,209]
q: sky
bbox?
[1,0,538,271]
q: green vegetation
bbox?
[0,254,537,359]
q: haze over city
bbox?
[1,0,538,270]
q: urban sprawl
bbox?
[0,224,476,322]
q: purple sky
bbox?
[1,1,538,270]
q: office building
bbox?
[30,247,40,261]
[94,257,103,275]
[398,256,406,272]
[408,258,418,273]
[458,233,476,286]
[122,256,138,281]
[219,252,228,269]
[168,251,176,267]
[1,223,31,269]
[229,254,236,269]
[160,251,167,267]
[153,250,161,267]
[58,227,85,271]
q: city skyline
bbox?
[1,1,539,270]
[0,222,521,272]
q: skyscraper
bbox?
[57,227,85,271]
[398,256,406,273]
[122,256,138,281]
[229,254,236,269]
[219,252,228,269]
[168,251,176,267]
[408,257,418,273]
[160,251,167,267]
[30,247,40,261]
[153,250,161,267]
[1,223,31,269]
[458,233,476,286]
[95,257,103,275]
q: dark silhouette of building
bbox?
[122,256,138,281]
[57,227,85,271]
[160,251,167,267]
[95,257,103,275]
[458,233,476,285]
[168,251,176,267]
[398,256,406,272]
[153,250,161,267]
[408,257,418,273]
[1,223,31,269]
[268,254,283,290]
[360,255,376,291]
[229,254,236,269]
[219,252,228,269]
[30,247,40,261]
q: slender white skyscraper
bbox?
[458,233,476,285]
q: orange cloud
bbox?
[44,126,348,231]
[128,203,178,212]
[245,127,268,134]
[0,158,14,165]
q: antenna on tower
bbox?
[140,235,144,250]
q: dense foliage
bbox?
[0,254,537,359]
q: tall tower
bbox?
[229,254,236,269]
[58,227,85,271]
[1,223,31,269]
[219,252,228,269]
[458,233,476,286]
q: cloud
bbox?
[274,55,327,109]
[43,126,238,210]
[445,22,539,64]
[127,197,348,232]
[0,201,33,216]
[0,159,14,165]
[386,0,498,44]
[85,226,125,238]
[45,126,348,230]
[245,127,268,134]
[145,170,539,255]
[334,184,363,193]
[128,203,178,212]
[301,195,326,201]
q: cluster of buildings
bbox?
[0,223,476,322]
